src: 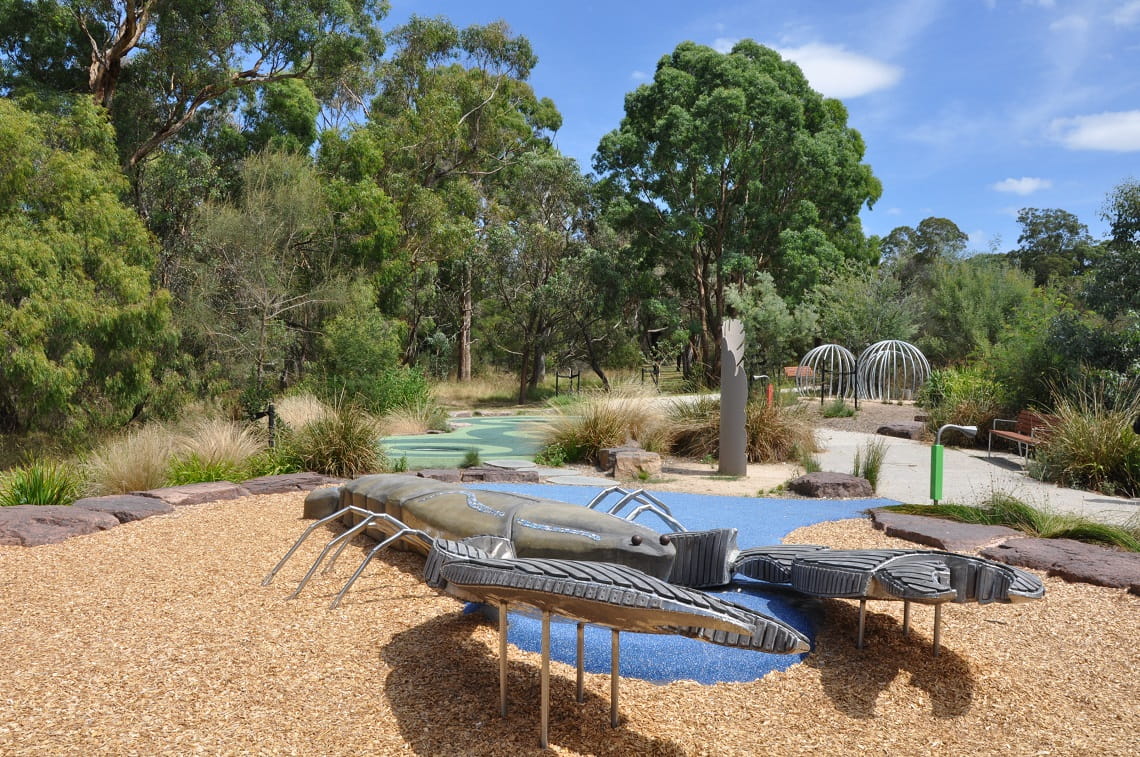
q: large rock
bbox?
[132,481,250,507]
[302,486,343,519]
[870,509,1021,552]
[456,467,541,483]
[0,505,120,546]
[241,473,346,496]
[876,422,924,440]
[787,472,873,498]
[72,494,174,523]
[981,537,1140,589]
[598,445,662,480]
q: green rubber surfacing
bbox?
[381,415,549,468]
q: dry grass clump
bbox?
[669,397,819,463]
[83,424,179,495]
[274,392,333,431]
[431,371,521,407]
[541,387,670,463]
[174,418,265,470]
[380,399,450,436]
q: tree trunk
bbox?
[457,264,473,381]
[517,344,531,405]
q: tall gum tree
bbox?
[594,40,880,384]
[348,16,560,379]
[0,0,387,168]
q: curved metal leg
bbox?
[329,527,423,609]
[287,516,381,599]
[261,506,374,586]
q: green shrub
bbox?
[793,443,821,473]
[669,397,818,463]
[1035,380,1140,496]
[288,403,387,478]
[0,460,84,506]
[917,366,1006,441]
[534,442,567,467]
[821,397,856,418]
[460,448,482,469]
[852,438,888,493]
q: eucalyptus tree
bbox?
[880,216,969,290]
[1012,208,1095,287]
[333,16,560,378]
[0,97,174,433]
[0,0,387,168]
[594,40,880,384]
[1085,180,1140,319]
[479,150,593,403]
[189,150,339,403]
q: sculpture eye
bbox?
[630,535,643,546]
[659,534,671,546]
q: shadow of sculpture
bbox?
[380,612,686,756]
[806,599,976,719]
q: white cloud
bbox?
[1049,15,1089,32]
[1111,1,1140,26]
[713,37,738,54]
[631,70,648,81]
[1050,110,1140,151]
[992,177,1054,195]
[968,229,990,248]
[775,43,902,98]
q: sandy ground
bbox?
[2,488,1138,756]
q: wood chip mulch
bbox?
[1,492,1137,755]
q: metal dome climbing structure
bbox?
[856,340,930,402]
[796,344,857,398]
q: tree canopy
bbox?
[594,40,881,383]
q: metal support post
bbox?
[610,630,620,728]
[499,603,509,717]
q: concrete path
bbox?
[816,428,1140,525]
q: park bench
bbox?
[784,365,814,380]
[988,410,1056,464]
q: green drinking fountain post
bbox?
[931,424,978,505]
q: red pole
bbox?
[766,383,774,407]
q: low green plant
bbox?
[852,438,888,493]
[166,455,246,486]
[288,403,387,478]
[460,448,482,468]
[534,443,567,467]
[0,460,85,506]
[821,397,856,418]
[794,443,822,473]
[883,493,1140,552]
[390,454,409,473]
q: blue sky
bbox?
[392,1,1140,252]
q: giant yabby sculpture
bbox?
[265,474,1044,748]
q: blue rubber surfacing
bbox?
[467,483,899,685]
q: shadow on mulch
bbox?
[805,599,976,720]
[381,612,686,756]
